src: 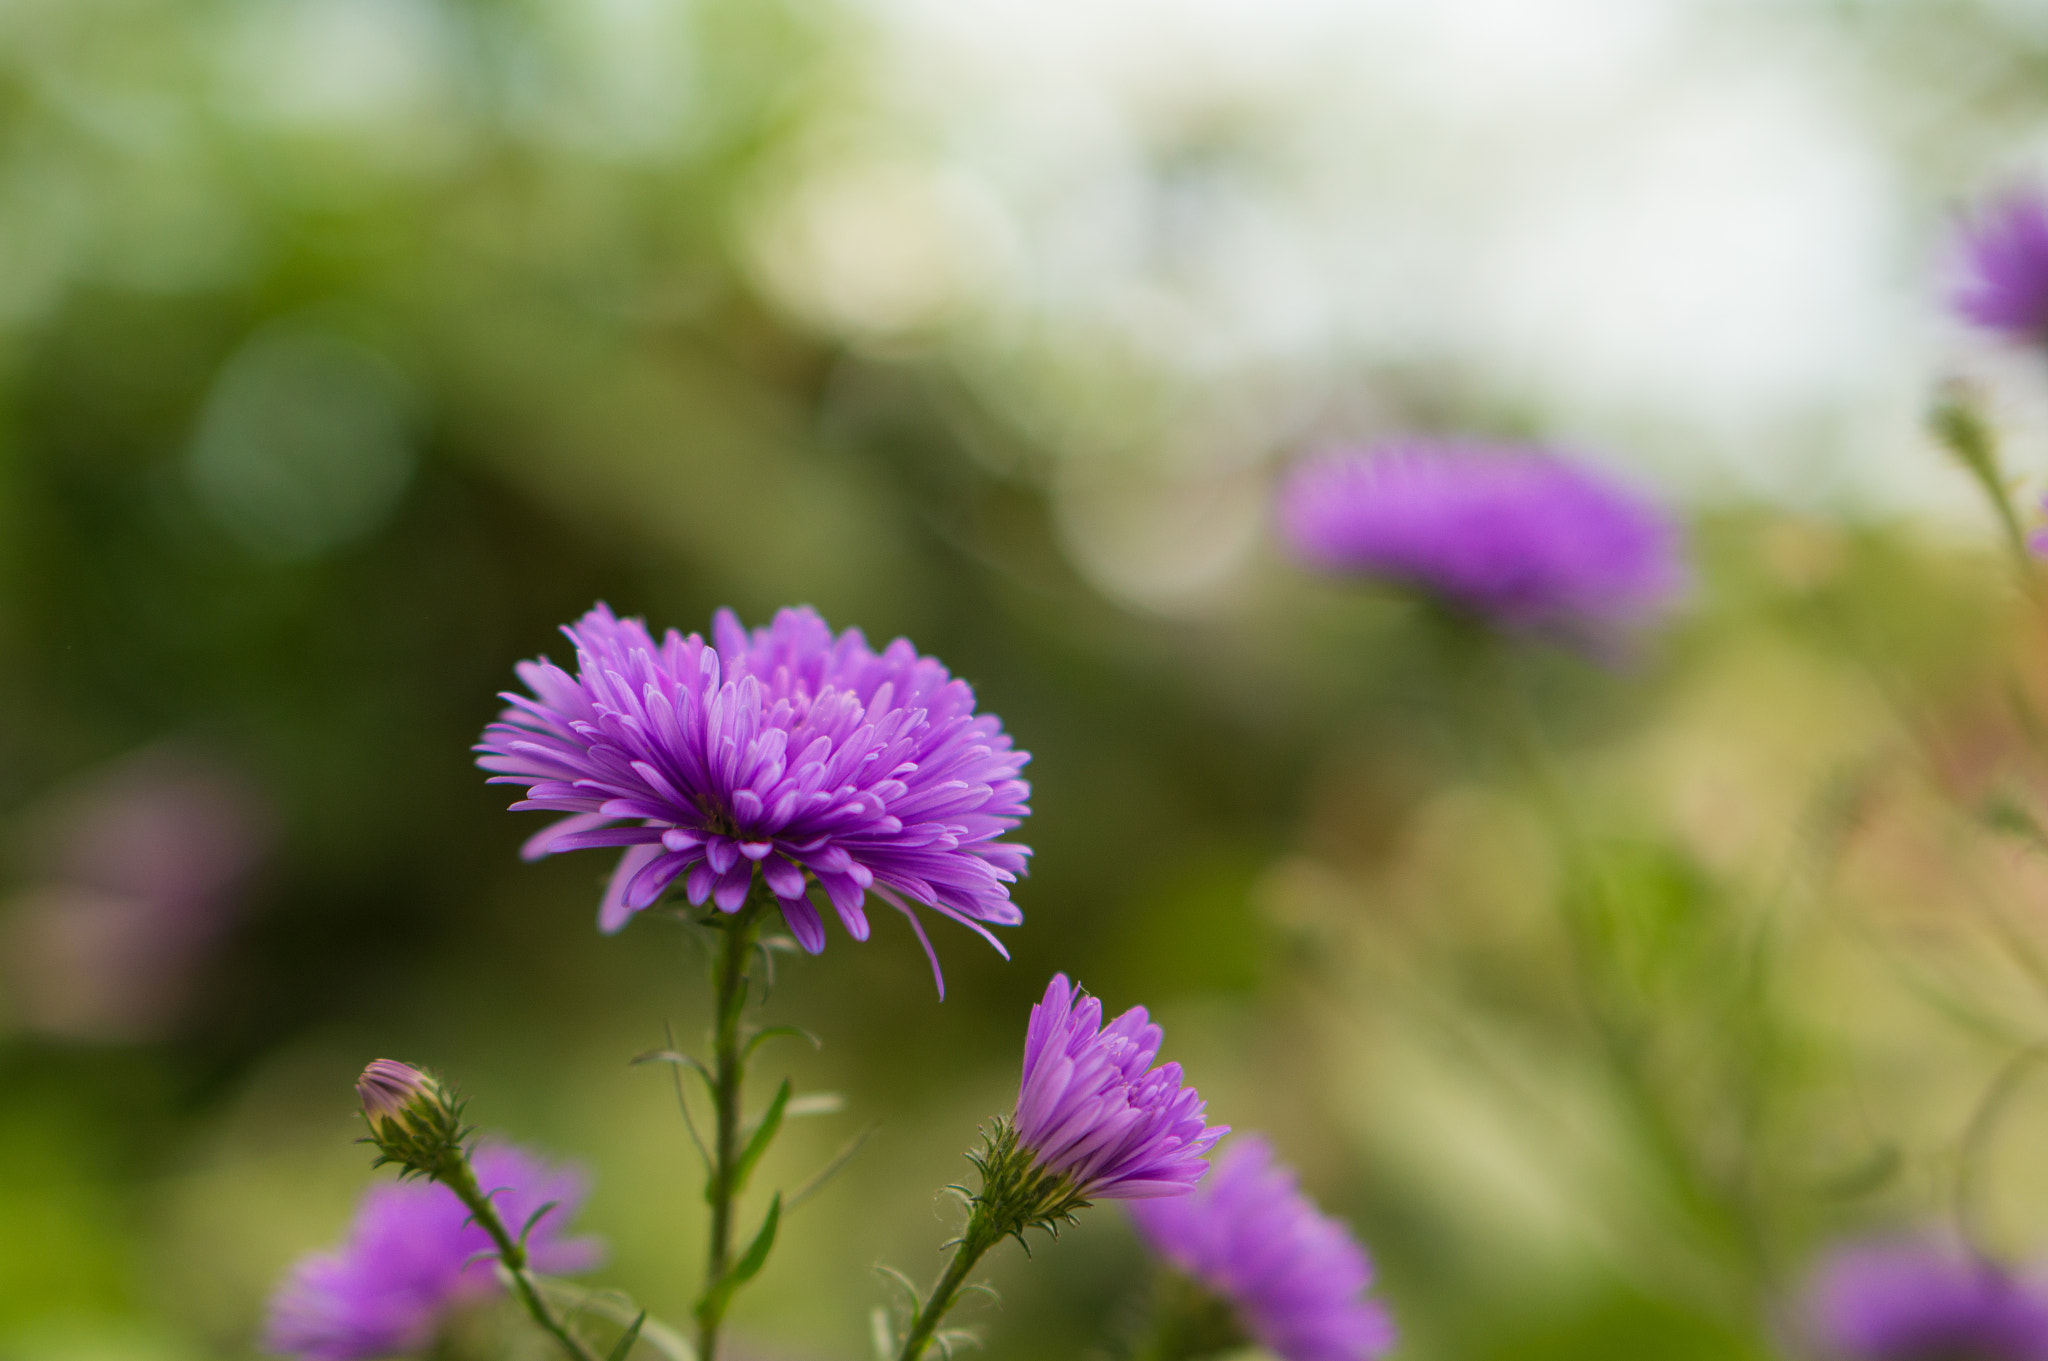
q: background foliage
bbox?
[8,2,2048,1359]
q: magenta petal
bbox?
[778,893,827,954]
[599,845,663,932]
[712,863,754,912]
[685,861,716,906]
[875,886,945,999]
[761,855,805,900]
[625,850,690,910]
[523,812,610,862]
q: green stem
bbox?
[1933,390,2041,596]
[895,1208,1003,1361]
[695,896,766,1361]
[1128,1272,1244,1361]
[440,1156,598,1361]
[1472,652,1771,1305]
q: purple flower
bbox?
[1128,1135,1394,1361]
[477,604,1031,993]
[1804,1240,2048,1361]
[1953,190,2048,342]
[2,744,270,1040]
[264,1145,604,1361]
[1277,440,1683,639]
[1013,974,1225,1200]
[356,1060,439,1139]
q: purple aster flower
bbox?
[265,1145,603,1361]
[1128,1135,1394,1361]
[1012,974,1225,1201]
[477,604,1031,993]
[1277,440,1684,639]
[1953,190,2048,342]
[1804,1240,2048,1361]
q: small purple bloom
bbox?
[265,1145,603,1361]
[477,604,1032,994]
[355,1060,435,1134]
[1953,190,2048,342]
[1128,1135,1394,1361]
[1804,1240,2048,1361]
[1013,974,1225,1200]
[1277,440,1683,639]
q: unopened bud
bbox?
[356,1059,465,1177]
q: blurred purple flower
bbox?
[1954,190,2048,342]
[1013,974,1225,1200]
[1,744,270,1040]
[477,604,1031,993]
[265,1145,603,1361]
[1804,1240,2048,1361]
[1128,1134,1394,1361]
[1277,440,1684,639]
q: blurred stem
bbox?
[696,893,767,1361]
[437,1153,599,1361]
[1932,388,2040,597]
[895,1201,1003,1361]
[1128,1272,1244,1361]
[1954,1042,2048,1255]
[1473,647,1773,1304]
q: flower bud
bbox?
[356,1059,465,1178]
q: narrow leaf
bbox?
[693,1195,781,1329]
[787,1122,878,1211]
[728,1194,781,1287]
[729,1079,791,1196]
[630,1050,715,1090]
[603,1310,647,1361]
[656,1023,709,1167]
[516,1200,560,1250]
[741,1025,821,1063]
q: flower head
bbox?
[1012,974,1225,1202]
[265,1145,603,1361]
[1128,1135,1394,1361]
[355,1059,465,1177]
[1804,1240,2048,1361]
[1278,440,1683,639]
[356,1060,439,1137]
[1953,189,2048,342]
[477,604,1032,994]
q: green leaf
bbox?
[729,1079,790,1197]
[694,1195,781,1330]
[742,1025,820,1063]
[729,1195,780,1285]
[603,1310,647,1361]
[787,1122,877,1210]
[516,1200,560,1250]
